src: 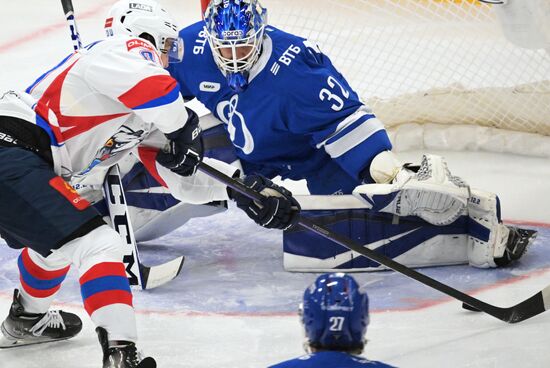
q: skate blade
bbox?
[0,334,71,349]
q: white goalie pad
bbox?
[467,189,510,268]
[284,187,508,272]
[283,195,470,272]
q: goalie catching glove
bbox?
[229,175,301,230]
[157,108,203,177]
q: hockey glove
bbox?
[157,108,203,177]
[229,175,301,230]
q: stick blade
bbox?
[462,302,482,312]
[140,256,185,290]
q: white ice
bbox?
[1,1,550,367]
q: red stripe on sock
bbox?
[21,248,70,280]
[137,147,168,188]
[20,277,61,298]
[79,262,127,285]
[83,290,133,315]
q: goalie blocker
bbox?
[283,188,535,272]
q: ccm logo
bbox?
[199,81,221,92]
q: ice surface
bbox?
[1,2,550,367]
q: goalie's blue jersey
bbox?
[168,22,392,194]
[268,351,396,368]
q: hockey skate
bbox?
[354,154,470,226]
[0,289,82,348]
[97,327,157,368]
[494,226,537,267]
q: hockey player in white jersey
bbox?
[269,273,395,368]
[0,1,298,367]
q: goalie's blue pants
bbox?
[0,147,104,257]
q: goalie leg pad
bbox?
[283,195,473,272]
[354,154,470,226]
[467,189,536,268]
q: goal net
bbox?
[200,0,550,156]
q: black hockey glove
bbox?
[229,175,301,230]
[156,108,203,177]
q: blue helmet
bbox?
[203,0,268,92]
[301,273,370,352]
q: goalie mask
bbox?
[105,0,183,64]
[203,0,268,92]
[300,273,369,353]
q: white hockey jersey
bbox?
[0,35,235,204]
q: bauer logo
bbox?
[222,30,244,39]
[200,81,221,92]
[129,3,153,12]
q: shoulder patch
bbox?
[199,81,221,92]
[126,38,161,65]
[126,39,155,53]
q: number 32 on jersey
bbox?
[319,76,350,111]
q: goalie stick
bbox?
[60,0,184,289]
[198,162,548,324]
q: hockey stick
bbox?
[198,162,549,323]
[103,165,185,290]
[60,0,82,51]
[60,0,184,289]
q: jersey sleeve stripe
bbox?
[323,116,385,158]
[118,75,181,110]
[25,53,76,95]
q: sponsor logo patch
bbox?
[222,30,244,38]
[104,17,113,28]
[49,177,90,210]
[129,3,153,12]
[126,39,155,52]
[199,81,221,92]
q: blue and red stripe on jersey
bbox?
[18,248,70,298]
[79,262,133,315]
[118,75,181,110]
[34,58,128,143]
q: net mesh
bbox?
[264,0,550,138]
[200,0,550,155]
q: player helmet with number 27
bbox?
[203,0,268,92]
[105,0,183,64]
[301,273,370,352]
